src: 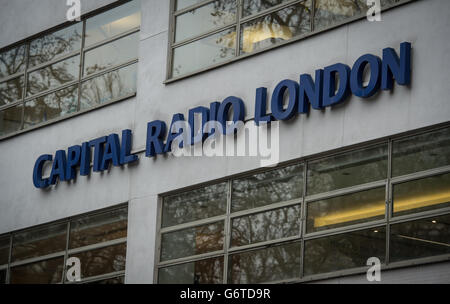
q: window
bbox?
[0,0,141,139]
[0,205,128,284]
[157,124,450,283]
[167,0,413,80]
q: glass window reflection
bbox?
[231,205,301,247]
[232,163,304,212]
[29,23,82,67]
[228,242,301,283]
[175,1,237,43]
[85,0,141,46]
[307,187,386,233]
[307,145,388,195]
[240,2,311,54]
[84,32,139,76]
[11,223,67,262]
[392,127,450,177]
[80,63,137,110]
[27,56,80,97]
[304,227,386,276]
[161,222,224,261]
[393,173,450,217]
[159,257,224,284]
[314,0,368,30]
[0,76,23,106]
[23,85,78,129]
[68,243,126,280]
[0,45,26,79]
[172,28,236,77]
[10,257,64,284]
[390,214,450,263]
[162,182,228,228]
[242,0,293,17]
[0,236,10,266]
[0,105,22,137]
[69,207,128,249]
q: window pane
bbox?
[177,0,205,11]
[69,207,128,249]
[162,182,228,228]
[307,187,386,233]
[27,56,80,96]
[240,1,311,54]
[159,257,224,284]
[307,144,388,195]
[89,276,125,284]
[0,236,9,265]
[172,28,236,77]
[0,269,5,284]
[393,173,450,217]
[231,205,301,247]
[0,105,22,136]
[23,85,78,129]
[161,222,224,261]
[29,23,82,67]
[242,0,293,17]
[0,45,26,79]
[228,242,301,283]
[84,32,139,76]
[232,163,303,212]
[390,214,450,263]
[0,76,24,106]
[80,63,137,110]
[314,0,368,30]
[12,223,67,262]
[304,227,386,276]
[69,243,127,280]
[10,257,64,284]
[392,127,450,177]
[85,0,141,46]
[175,0,237,43]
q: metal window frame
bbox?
[155,122,450,284]
[165,0,418,83]
[0,202,128,285]
[0,0,140,142]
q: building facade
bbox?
[0,0,449,284]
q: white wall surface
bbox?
[0,0,449,283]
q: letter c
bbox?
[33,154,52,189]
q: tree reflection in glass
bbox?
[304,227,385,276]
[28,23,82,67]
[80,63,137,110]
[162,182,228,228]
[0,76,24,106]
[307,144,388,195]
[314,0,368,30]
[231,205,301,247]
[240,1,311,54]
[0,44,26,79]
[10,257,64,284]
[161,222,224,261]
[228,242,301,283]
[159,257,224,284]
[23,85,78,129]
[390,214,450,263]
[392,127,450,177]
[69,243,126,280]
[232,163,303,212]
